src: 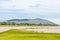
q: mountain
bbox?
[5,18,58,25]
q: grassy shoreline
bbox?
[0,29,60,40]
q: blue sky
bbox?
[0,0,60,24]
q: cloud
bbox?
[0,0,10,1]
[29,3,40,7]
[0,9,24,12]
[0,0,60,14]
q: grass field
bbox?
[0,29,60,40]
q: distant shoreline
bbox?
[0,25,59,27]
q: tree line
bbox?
[0,22,58,26]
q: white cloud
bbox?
[0,0,10,1]
[0,0,60,14]
[0,0,60,9]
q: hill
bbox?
[0,18,58,26]
[6,18,58,25]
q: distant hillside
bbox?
[4,18,58,26]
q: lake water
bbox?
[0,26,60,33]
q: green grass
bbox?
[0,29,60,40]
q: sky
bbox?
[0,0,60,24]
